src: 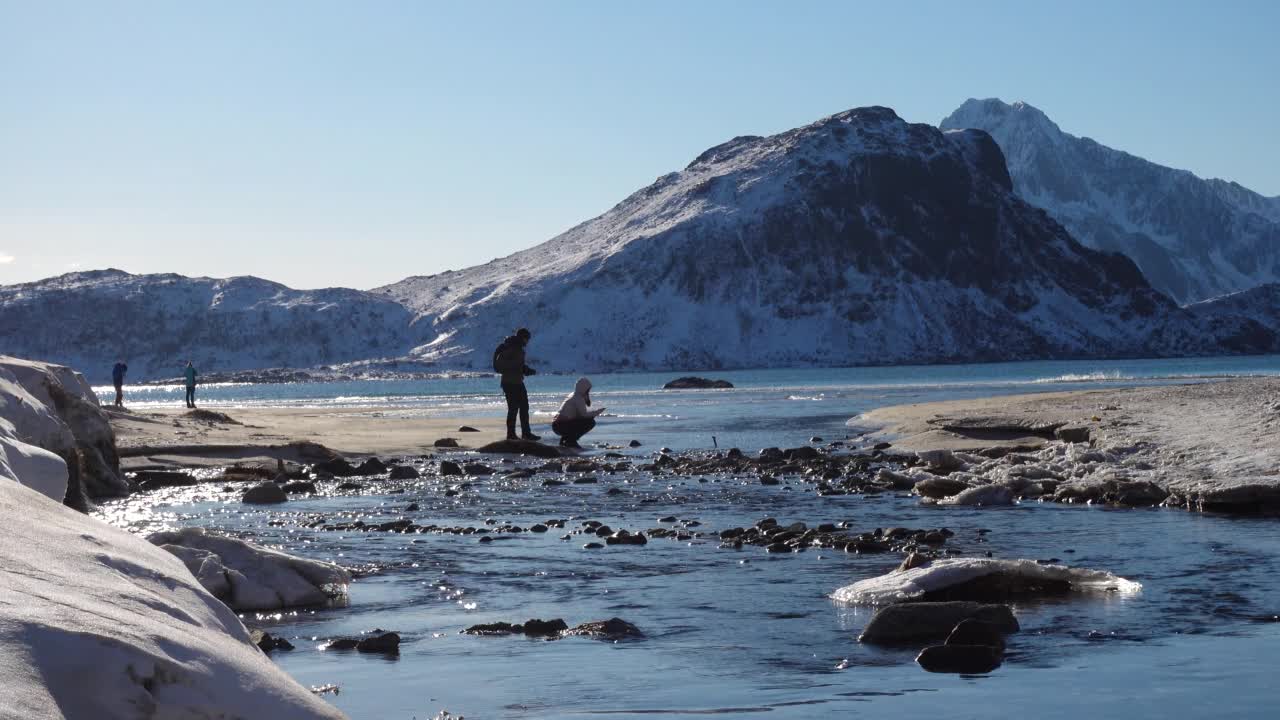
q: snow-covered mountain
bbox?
[940,98,1280,303]
[378,106,1245,372]
[0,270,414,382]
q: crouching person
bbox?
[552,377,605,449]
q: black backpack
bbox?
[492,338,519,374]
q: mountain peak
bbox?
[941,98,1062,137]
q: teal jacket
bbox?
[184,366,197,387]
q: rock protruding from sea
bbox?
[662,377,734,390]
[0,480,345,718]
[150,527,352,611]
[476,439,562,458]
[858,602,1018,644]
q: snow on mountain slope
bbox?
[379,106,1222,373]
[0,270,414,382]
[941,98,1280,303]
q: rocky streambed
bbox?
[91,432,1280,718]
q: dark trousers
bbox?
[185,384,196,408]
[552,417,595,444]
[501,382,530,436]
[113,383,123,407]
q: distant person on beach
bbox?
[552,377,606,449]
[493,328,539,441]
[111,360,128,408]
[184,360,198,409]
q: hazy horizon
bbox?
[5,0,1279,290]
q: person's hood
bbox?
[574,377,592,405]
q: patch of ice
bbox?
[832,558,1141,605]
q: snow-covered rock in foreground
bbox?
[832,558,1140,606]
[0,355,128,501]
[941,98,1280,304]
[0,422,68,501]
[149,527,352,611]
[0,270,416,382]
[0,481,345,719]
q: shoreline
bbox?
[860,377,1280,512]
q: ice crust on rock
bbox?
[0,480,346,719]
[150,527,352,611]
[832,558,1141,606]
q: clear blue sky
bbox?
[3,0,1278,289]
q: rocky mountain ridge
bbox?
[940,98,1280,303]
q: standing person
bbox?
[111,360,128,408]
[183,360,198,409]
[492,328,539,441]
[552,377,606,449]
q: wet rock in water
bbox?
[477,439,562,458]
[242,482,288,504]
[936,485,1014,506]
[583,542,604,549]
[281,480,317,494]
[504,468,535,479]
[1054,425,1091,444]
[662,377,734,389]
[566,460,598,473]
[784,446,820,461]
[897,552,930,573]
[336,481,365,491]
[1102,480,1169,507]
[877,468,918,490]
[658,516,678,523]
[439,460,463,476]
[462,622,522,635]
[563,618,644,640]
[250,629,295,653]
[541,479,565,487]
[917,449,964,472]
[463,463,494,476]
[521,618,569,637]
[945,618,1007,652]
[434,438,460,448]
[315,457,357,477]
[573,477,598,484]
[629,440,642,447]
[857,602,1019,644]
[916,644,1002,674]
[458,425,480,432]
[914,476,970,498]
[810,436,823,443]
[388,465,419,480]
[353,458,388,476]
[758,447,784,462]
[873,441,893,450]
[134,470,198,491]
[324,638,359,650]
[606,530,648,546]
[760,475,780,486]
[356,632,401,654]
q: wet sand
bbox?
[110,406,516,467]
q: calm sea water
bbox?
[95,356,1280,719]
[101,354,1280,452]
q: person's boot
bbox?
[521,430,541,442]
[506,424,518,441]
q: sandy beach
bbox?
[110,406,515,469]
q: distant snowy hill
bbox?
[0,270,413,381]
[940,98,1280,303]
[378,106,1261,372]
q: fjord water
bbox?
[97,355,1280,719]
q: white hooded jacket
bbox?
[555,378,598,422]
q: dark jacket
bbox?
[112,363,128,385]
[494,335,533,385]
